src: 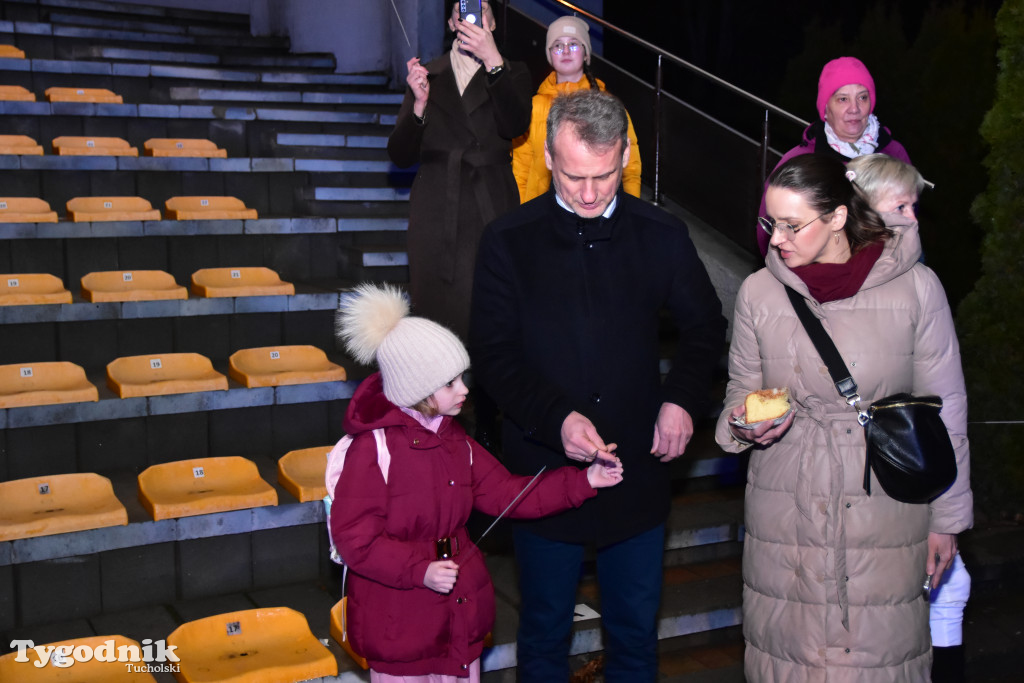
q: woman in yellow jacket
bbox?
[512,16,642,203]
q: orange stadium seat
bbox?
[164,196,257,220]
[67,197,161,222]
[276,446,331,502]
[80,270,187,302]
[0,635,159,682]
[167,607,336,683]
[329,598,369,670]
[52,136,138,156]
[0,274,71,305]
[0,361,98,408]
[0,135,43,155]
[190,267,294,298]
[137,456,277,521]
[44,87,123,103]
[0,85,35,101]
[0,473,128,542]
[105,352,227,398]
[143,138,227,158]
[0,198,58,222]
[0,45,26,59]
[228,345,346,388]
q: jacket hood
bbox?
[343,372,453,435]
[767,220,923,301]
[536,70,603,98]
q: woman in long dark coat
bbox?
[387,1,532,339]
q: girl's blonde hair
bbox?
[846,153,926,205]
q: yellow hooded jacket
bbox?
[512,71,642,203]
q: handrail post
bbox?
[652,53,662,206]
[759,109,770,192]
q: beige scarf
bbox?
[449,39,482,95]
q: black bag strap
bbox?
[784,286,874,493]
[783,286,859,401]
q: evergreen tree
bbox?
[958,0,1024,518]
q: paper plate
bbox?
[731,408,794,430]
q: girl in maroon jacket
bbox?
[331,284,623,681]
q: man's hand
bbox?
[561,411,616,463]
[650,402,693,462]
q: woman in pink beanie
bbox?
[755,56,912,257]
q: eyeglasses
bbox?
[550,42,582,55]
[758,212,829,239]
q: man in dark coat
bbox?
[469,90,727,682]
[388,1,532,339]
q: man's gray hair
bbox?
[546,90,629,157]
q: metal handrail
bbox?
[510,0,810,209]
[540,0,808,128]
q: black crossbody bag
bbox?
[784,286,957,504]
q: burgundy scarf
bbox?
[790,241,884,303]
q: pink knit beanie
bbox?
[816,57,875,120]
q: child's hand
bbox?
[424,559,459,594]
[586,453,623,488]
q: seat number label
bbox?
[226,621,241,636]
[150,359,162,369]
[193,467,205,478]
[20,367,33,377]
[38,483,50,495]
[8,278,18,287]
[123,272,133,282]
[269,351,280,360]
[230,270,241,279]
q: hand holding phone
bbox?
[459,0,483,26]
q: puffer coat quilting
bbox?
[716,222,972,682]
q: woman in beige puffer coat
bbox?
[716,154,972,682]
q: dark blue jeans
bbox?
[512,522,665,682]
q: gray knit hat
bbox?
[336,283,470,407]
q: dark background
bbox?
[591,0,1004,308]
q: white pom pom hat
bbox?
[336,283,470,407]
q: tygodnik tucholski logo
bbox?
[9,638,181,674]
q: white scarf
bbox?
[449,40,482,95]
[824,113,881,158]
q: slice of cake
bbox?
[744,388,790,423]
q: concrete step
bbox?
[5,0,251,30]
[0,55,389,86]
[169,87,403,106]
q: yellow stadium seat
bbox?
[45,87,123,103]
[0,197,58,223]
[0,134,43,155]
[0,85,35,101]
[190,267,294,298]
[143,138,227,158]
[276,446,331,502]
[80,270,187,303]
[67,197,161,222]
[52,136,138,157]
[0,635,159,682]
[164,196,257,220]
[0,473,128,542]
[137,456,277,521]
[0,45,26,59]
[228,345,346,388]
[167,607,336,683]
[0,273,71,305]
[329,598,369,670]
[106,352,227,398]
[0,361,98,408]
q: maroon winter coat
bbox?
[329,372,598,676]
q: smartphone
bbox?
[459,0,483,26]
